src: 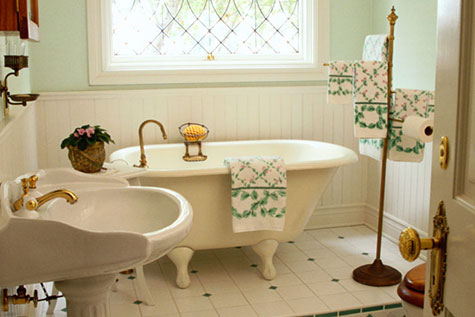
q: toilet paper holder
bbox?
[390,116,434,141]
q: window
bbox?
[87,0,329,85]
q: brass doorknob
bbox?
[399,227,439,262]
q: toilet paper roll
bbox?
[402,116,434,142]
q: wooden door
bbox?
[426,0,475,315]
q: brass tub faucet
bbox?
[13,177,78,212]
[135,119,168,168]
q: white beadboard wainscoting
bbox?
[32,86,432,238]
[365,145,432,240]
[35,86,369,229]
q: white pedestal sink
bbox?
[0,168,193,317]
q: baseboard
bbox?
[365,204,428,261]
[305,203,366,229]
[364,204,428,243]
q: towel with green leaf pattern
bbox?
[224,156,286,233]
[353,60,389,138]
[327,61,354,105]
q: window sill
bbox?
[88,66,328,86]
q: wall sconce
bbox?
[0,55,39,116]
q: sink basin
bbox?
[0,168,192,316]
[42,186,191,264]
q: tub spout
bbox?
[135,119,168,168]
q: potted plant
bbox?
[60,124,114,173]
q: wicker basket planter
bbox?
[67,142,105,173]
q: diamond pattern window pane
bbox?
[111,0,301,57]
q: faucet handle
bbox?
[13,179,30,211]
[20,178,29,195]
[28,175,38,189]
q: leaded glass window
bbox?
[87,0,324,84]
[111,0,303,59]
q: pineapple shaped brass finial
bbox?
[387,6,398,25]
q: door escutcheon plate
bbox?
[429,201,449,316]
[398,201,449,316]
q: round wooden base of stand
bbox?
[353,259,402,286]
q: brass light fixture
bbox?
[0,55,39,117]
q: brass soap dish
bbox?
[179,123,209,162]
[8,93,40,106]
[1,55,39,116]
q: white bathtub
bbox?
[110,140,357,288]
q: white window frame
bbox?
[87,0,330,85]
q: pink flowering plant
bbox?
[61,124,114,151]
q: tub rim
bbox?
[110,139,358,178]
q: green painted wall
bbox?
[330,0,373,61]
[372,0,438,90]
[28,0,437,92]
[29,0,373,92]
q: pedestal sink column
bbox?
[55,273,117,317]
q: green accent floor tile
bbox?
[338,236,345,239]
[314,312,337,317]
[127,276,136,280]
[307,258,315,261]
[362,252,369,255]
[288,241,295,244]
[362,305,384,312]
[269,285,278,290]
[250,264,258,267]
[133,300,142,305]
[340,308,361,315]
[331,278,339,282]
[385,303,403,309]
[203,293,212,297]
[61,308,67,312]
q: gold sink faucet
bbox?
[29,189,78,210]
[13,176,78,212]
[135,119,167,168]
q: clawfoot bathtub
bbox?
[111,140,357,288]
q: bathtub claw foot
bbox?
[167,247,194,289]
[252,239,279,280]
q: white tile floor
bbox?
[9,226,425,316]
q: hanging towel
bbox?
[358,34,388,157]
[327,61,354,105]
[392,89,435,121]
[224,156,287,233]
[359,89,436,162]
[386,89,436,162]
[353,61,389,138]
[359,121,425,162]
[359,138,384,161]
[426,93,435,120]
[387,122,425,162]
[362,35,389,62]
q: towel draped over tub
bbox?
[224,156,287,233]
